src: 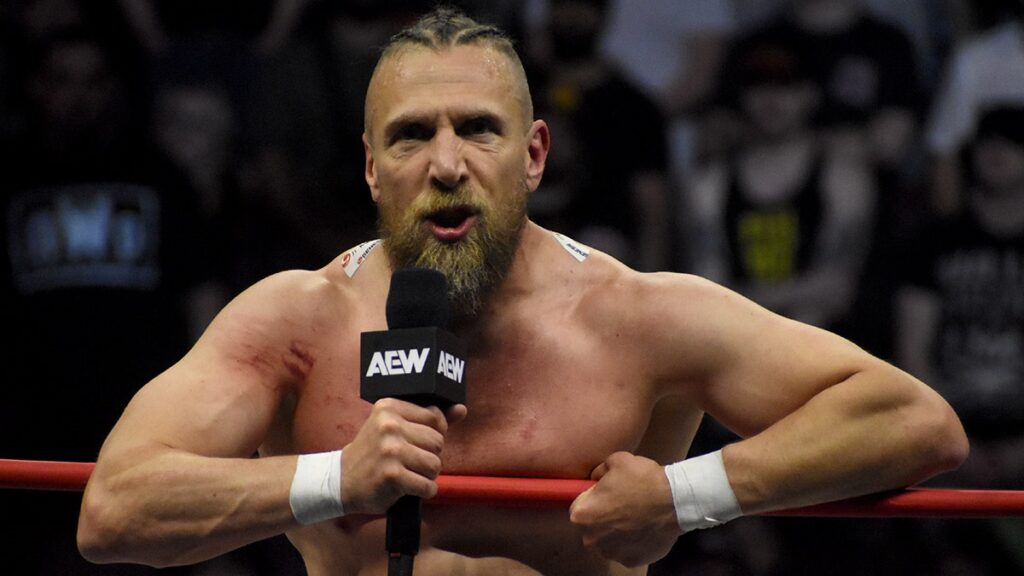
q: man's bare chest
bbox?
[282,325,655,479]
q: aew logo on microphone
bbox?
[360,327,467,406]
[365,348,465,383]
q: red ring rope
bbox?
[0,459,94,492]
[2,459,1023,518]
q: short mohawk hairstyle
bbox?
[381,6,519,62]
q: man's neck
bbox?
[453,221,546,335]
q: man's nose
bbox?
[428,130,467,190]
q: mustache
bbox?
[410,186,487,218]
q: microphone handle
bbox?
[388,551,415,576]
[386,394,431,575]
[387,494,421,576]
[387,494,422,554]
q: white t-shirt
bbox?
[598,0,735,99]
[927,21,1024,155]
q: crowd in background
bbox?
[1,0,1022,574]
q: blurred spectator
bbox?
[927,4,1024,216]
[863,0,950,86]
[151,83,235,221]
[718,0,923,172]
[8,30,139,181]
[4,0,133,50]
[946,0,1024,40]
[900,106,1024,478]
[119,0,354,277]
[898,105,1024,575]
[1,0,140,109]
[524,0,734,115]
[145,81,238,334]
[684,37,875,330]
[0,30,210,575]
[117,0,315,55]
[688,19,937,571]
[525,0,671,270]
[734,0,947,86]
[595,0,734,180]
[525,0,732,182]
[713,0,927,358]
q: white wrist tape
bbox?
[664,449,742,532]
[289,450,345,525]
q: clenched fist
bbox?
[341,398,467,515]
[570,452,681,567]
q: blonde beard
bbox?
[378,186,527,321]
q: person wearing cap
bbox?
[684,37,876,332]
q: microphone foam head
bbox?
[386,268,450,329]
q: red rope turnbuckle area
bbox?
[3,459,1024,518]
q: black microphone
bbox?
[359,268,467,576]
[360,269,466,408]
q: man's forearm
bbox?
[79,449,299,567]
[719,365,967,515]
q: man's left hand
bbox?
[569,452,682,567]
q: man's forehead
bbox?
[384,44,512,85]
[367,44,526,132]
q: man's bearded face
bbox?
[378,181,527,320]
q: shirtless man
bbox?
[77,8,968,575]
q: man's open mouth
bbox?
[424,206,480,241]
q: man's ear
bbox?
[524,120,551,192]
[363,133,381,203]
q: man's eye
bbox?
[394,124,431,142]
[461,117,499,136]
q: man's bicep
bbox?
[102,270,329,460]
[99,289,301,461]
[666,279,871,438]
[102,343,287,462]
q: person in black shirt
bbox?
[899,106,1024,459]
[526,0,671,271]
[0,30,216,575]
[685,36,875,331]
[897,104,1024,575]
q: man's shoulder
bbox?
[595,269,726,310]
[216,269,343,326]
[571,257,726,330]
[220,248,382,331]
[535,226,718,299]
[568,267,755,386]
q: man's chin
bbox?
[381,205,524,320]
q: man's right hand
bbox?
[341,398,467,515]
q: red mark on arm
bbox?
[283,340,317,381]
